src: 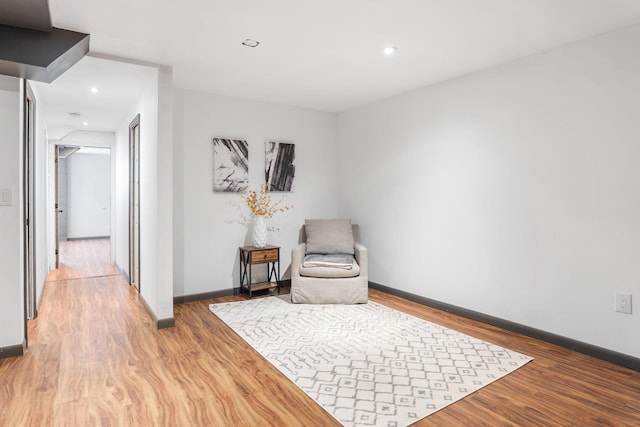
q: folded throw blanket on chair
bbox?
[303,253,354,269]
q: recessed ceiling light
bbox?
[90,87,99,94]
[242,38,260,48]
[383,46,398,55]
[82,122,89,126]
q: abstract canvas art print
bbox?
[265,141,295,192]
[212,138,249,192]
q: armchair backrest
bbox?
[299,224,361,245]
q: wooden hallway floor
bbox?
[47,238,119,281]
[1,239,639,425]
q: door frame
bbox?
[23,81,37,326]
[54,146,59,268]
[129,114,141,292]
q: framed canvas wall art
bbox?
[212,138,249,192]
[265,141,295,192]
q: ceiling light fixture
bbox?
[68,112,81,117]
[383,46,398,55]
[90,86,99,93]
[242,38,260,48]
[82,121,89,126]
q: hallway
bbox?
[0,239,158,425]
[0,240,332,425]
[47,238,119,281]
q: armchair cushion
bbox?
[300,258,361,278]
[304,218,354,255]
[303,254,354,269]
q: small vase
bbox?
[252,215,268,248]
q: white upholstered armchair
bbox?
[290,219,368,304]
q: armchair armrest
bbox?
[354,242,368,277]
[291,243,306,278]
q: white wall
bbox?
[173,89,338,297]
[0,77,23,348]
[29,83,49,310]
[58,130,115,147]
[114,124,129,277]
[155,66,175,319]
[67,152,111,239]
[47,142,56,270]
[338,25,640,358]
[115,65,174,322]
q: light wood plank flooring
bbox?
[47,238,119,281]
[1,240,639,426]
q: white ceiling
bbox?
[36,0,640,133]
[33,56,156,139]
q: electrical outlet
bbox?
[615,293,632,314]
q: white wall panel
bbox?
[338,25,640,357]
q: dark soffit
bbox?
[0,24,90,83]
[0,0,52,32]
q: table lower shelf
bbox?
[239,281,280,298]
[245,281,277,292]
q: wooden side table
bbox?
[239,245,280,298]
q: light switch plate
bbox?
[0,189,12,206]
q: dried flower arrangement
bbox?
[245,183,293,217]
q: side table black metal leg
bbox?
[248,252,252,299]
[239,249,244,296]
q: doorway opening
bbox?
[51,145,116,281]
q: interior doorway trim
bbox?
[54,145,60,269]
[23,80,37,327]
[129,114,141,292]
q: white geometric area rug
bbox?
[209,297,532,427]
